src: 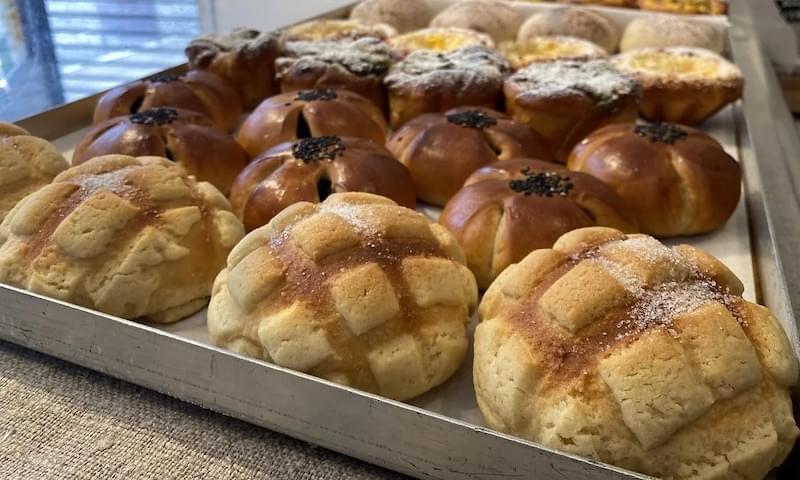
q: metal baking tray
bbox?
[2,1,799,479]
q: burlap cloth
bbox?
[0,341,407,479]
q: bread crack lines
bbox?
[295,112,313,139]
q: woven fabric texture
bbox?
[0,341,406,480]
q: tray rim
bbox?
[2,1,799,479]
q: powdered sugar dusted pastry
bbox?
[384,46,511,127]
[504,59,639,162]
[0,155,244,323]
[500,36,607,69]
[350,0,434,33]
[282,19,396,42]
[0,122,68,223]
[430,0,524,43]
[518,7,620,53]
[185,28,280,110]
[277,37,396,110]
[390,27,494,57]
[620,15,724,53]
[612,47,742,124]
[475,226,797,479]
[208,192,478,400]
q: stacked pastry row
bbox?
[516,0,728,15]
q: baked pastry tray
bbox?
[2,2,799,479]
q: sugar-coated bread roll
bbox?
[0,155,244,323]
[230,136,416,231]
[620,15,724,53]
[384,46,511,128]
[208,192,478,401]
[439,159,637,289]
[567,122,741,237]
[93,70,242,132]
[237,89,387,158]
[612,47,742,124]
[504,59,639,162]
[276,37,396,111]
[350,0,434,33]
[430,0,524,43]
[185,28,280,110]
[518,8,620,53]
[386,108,550,206]
[475,226,798,479]
[73,107,248,195]
[281,19,396,42]
[0,122,68,224]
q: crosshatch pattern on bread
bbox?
[474,227,799,480]
[0,122,69,224]
[208,192,478,401]
[0,155,244,323]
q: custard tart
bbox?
[389,27,493,57]
[500,36,607,70]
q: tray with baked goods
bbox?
[1,1,798,479]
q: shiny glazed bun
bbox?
[0,122,69,223]
[439,159,637,289]
[93,70,242,132]
[230,136,416,231]
[185,28,281,110]
[208,192,478,400]
[567,122,741,237]
[236,89,388,158]
[73,107,248,194]
[475,227,797,479]
[386,108,550,206]
[0,155,244,323]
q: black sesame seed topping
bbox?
[292,136,345,162]
[633,123,688,144]
[446,110,497,129]
[148,73,182,84]
[129,107,179,126]
[509,167,574,197]
[295,89,338,102]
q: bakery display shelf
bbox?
[2,1,799,479]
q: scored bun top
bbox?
[237,89,388,158]
[230,136,416,231]
[0,122,69,224]
[0,155,244,323]
[440,159,637,289]
[475,226,798,479]
[208,192,478,400]
[567,122,741,237]
[73,107,248,195]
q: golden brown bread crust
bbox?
[384,46,511,128]
[0,122,69,224]
[504,59,640,162]
[185,28,280,110]
[475,227,797,479]
[73,107,248,195]
[439,159,638,289]
[208,192,478,400]
[350,0,435,33]
[637,0,727,14]
[281,19,396,42]
[230,136,416,231]
[276,38,395,112]
[612,47,743,125]
[0,155,244,323]
[499,36,607,70]
[386,107,551,206]
[237,89,388,158]
[93,70,242,132]
[517,7,620,53]
[567,122,741,237]
[389,27,494,58]
[429,0,524,43]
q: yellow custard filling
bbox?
[629,53,720,77]
[393,30,488,52]
[500,38,605,68]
